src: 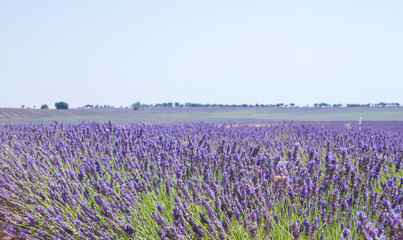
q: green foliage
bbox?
[54,101,69,110]
[314,103,330,107]
[40,104,48,109]
[132,102,141,110]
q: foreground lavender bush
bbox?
[0,122,402,239]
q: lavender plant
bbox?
[0,122,402,239]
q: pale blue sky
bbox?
[1,1,402,108]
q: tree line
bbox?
[131,102,401,110]
[130,102,296,110]
[20,101,401,110]
[313,102,400,108]
[21,102,69,110]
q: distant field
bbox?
[0,107,402,130]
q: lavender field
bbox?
[0,122,402,239]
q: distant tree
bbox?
[319,103,330,107]
[40,104,48,109]
[21,105,25,109]
[314,103,330,107]
[161,102,173,107]
[132,102,141,110]
[174,102,180,107]
[346,103,371,107]
[55,102,69,110]
[377,102,387,107]
[290,103,295,107]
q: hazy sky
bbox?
[1,1,402,108]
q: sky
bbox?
[1,1,402,108]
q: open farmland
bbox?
[1,107,403,131]
[0,122,402,239]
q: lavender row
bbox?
[0,122,402,239]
